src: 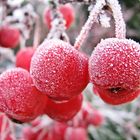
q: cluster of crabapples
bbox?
[0,1,140,126]
[21,103,103,140]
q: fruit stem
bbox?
[107,0,126,39]
[47,0,69,42]
[74,0,106,50]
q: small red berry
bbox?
[45,94,83,122]
[43,4,74,29]
[30,39,88,101]
[0,26,20,48]
[89,38,140,105]
[65,127,87,140]
[0,68,47,123]
[16,47,35,71]
[87,109,104,127]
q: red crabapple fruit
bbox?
[43,4,74,29]
[45,94,83,122]
[0,68,47,123]
[16,47,35,71]
[30,39,88,101]
[86,109,104,127]
[80,103,104,127]
[0,26,20,48]
[65,127,87,140]
[89,38,140,105]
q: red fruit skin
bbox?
[45,94,83,122]
[0,26,20,48]
[16,47,35,71]
[0,68,47,122]
[89,38,140,105]
[87,109,104,127]
[23,127,41,140]
[94,85,140,105]
[81,103,104,127]
[65,127,87,140]
[44,4,74,29]
[30,39,89,101]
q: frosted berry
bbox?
[30,39,88,101]
[44,4,74,29]
[0,68,47,123]
[0,26,20,48]
[89,38,140,105]
[65,127,87,140]
[16,47,35,71]
[45,94,83,122]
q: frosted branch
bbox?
[74,0,106,49]
[47,0,69,42]
[107,0,126,39]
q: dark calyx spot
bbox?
[10,118,23,124]
[109,87,125,93]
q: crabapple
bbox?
[0,68,47,123]
[79,102,104,127]
[86,109,104,127]
[65,127,87,140]
[89,38,140,105]
[0,26,20,48]
[45,94,83,122]
[43,4,74,29]
[30,39,88,101]
[16,47,35,71]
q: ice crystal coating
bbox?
[30,39,89,101]
[0,26,20,48]
[74,0,106,49]
[45,94,83,122]
[107,0,126,38]
[65,127,87,140]
[43,4,74,29]
[89,38,140,105]
[16,47,35,71]
[0,68,47,122]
